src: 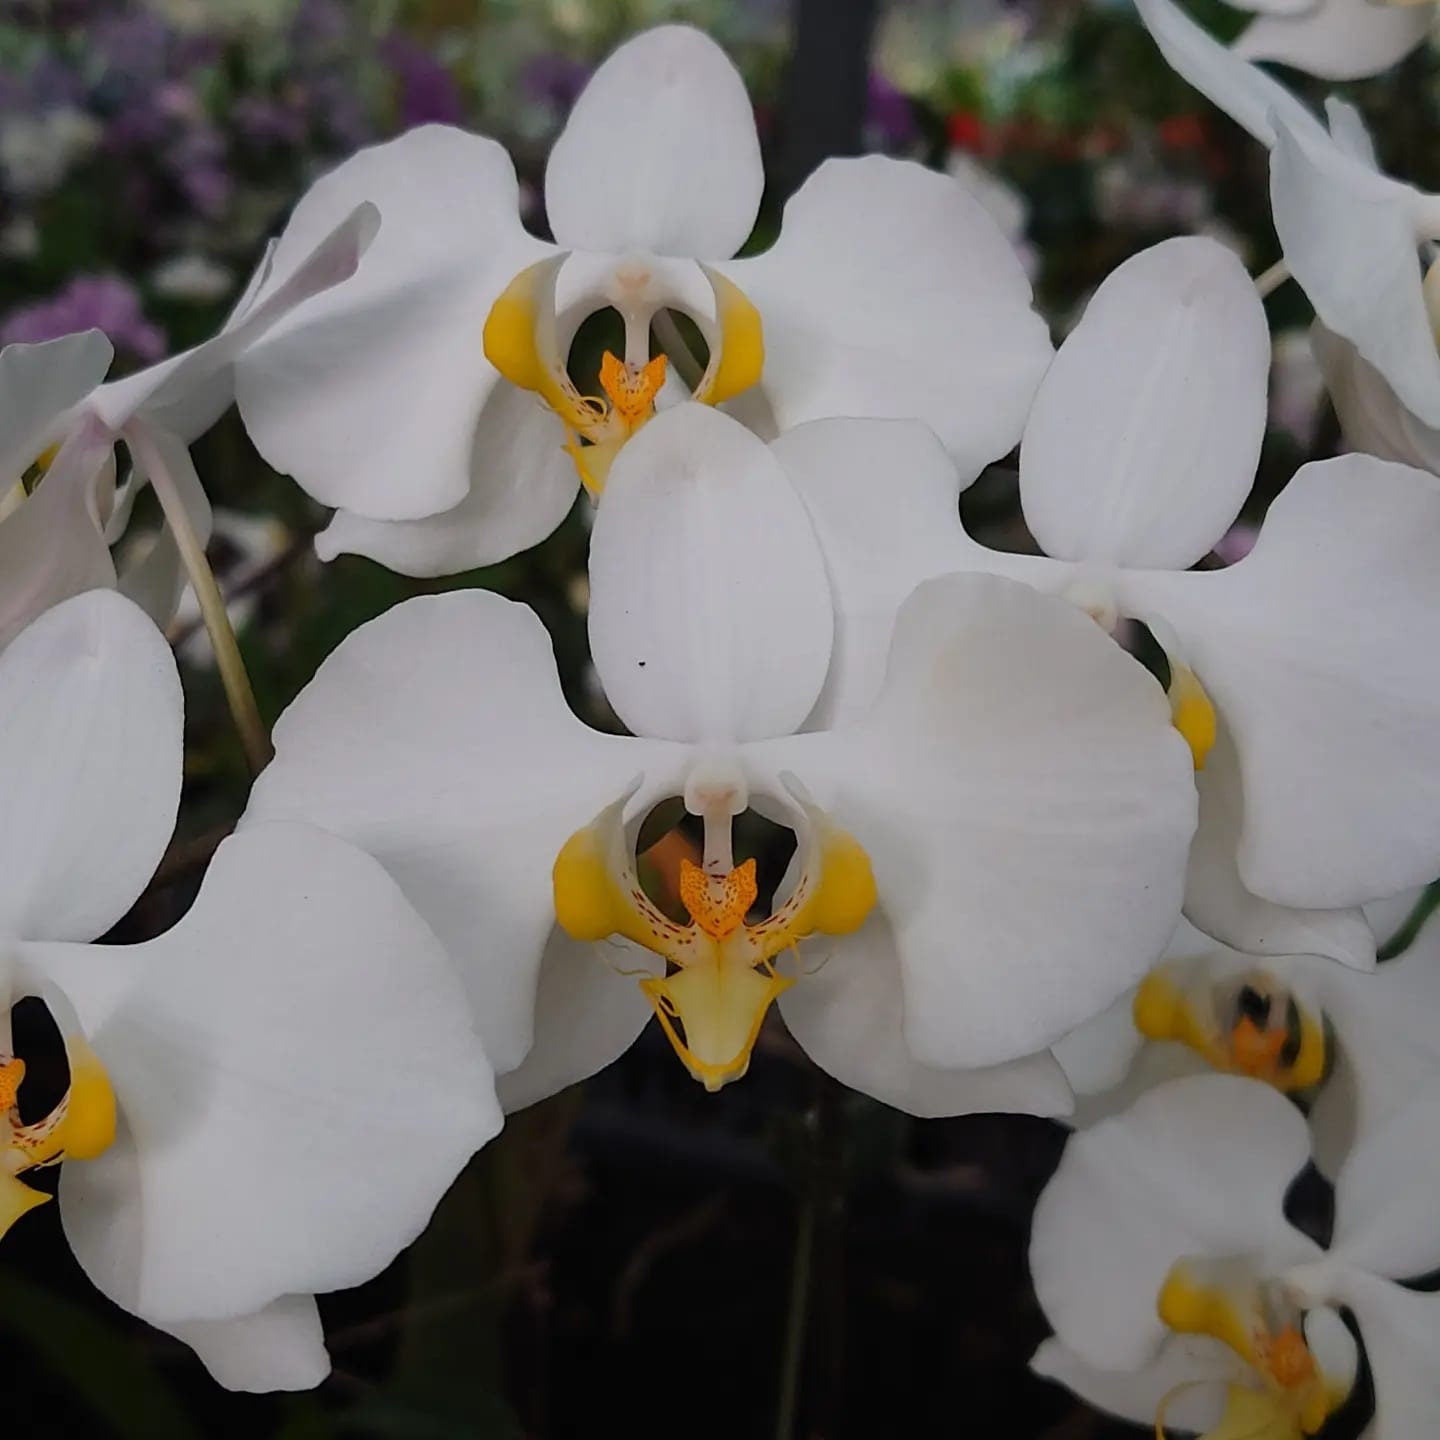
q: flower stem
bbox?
[1378,878,1440,960]
[774,1171,817,1440]
[126,425,273,775]
[1254,258,1291,300]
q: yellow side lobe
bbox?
[56,1035,117,1162]
[1158,1265,1259,1370]
[483,260,563,400]
[694,266,765,406]
[1168,664,1216,771]
[553,823,647,947]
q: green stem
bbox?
[126,425,273,775]
[1253,258,1291,300]
[774,1174,817,1440]
[1378,878,1440,960]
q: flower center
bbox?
[483,254,764,496]
[1156,1263,1348,1439]
[1134,966,1329,1092]
[552,777,876,1092]
[0,1029,116,1242]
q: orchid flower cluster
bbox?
[3,12,1440,1427]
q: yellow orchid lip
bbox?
[1155,1263,1352,1439]
[1134,966,1329,1094]
[553,780,876,1092]
[0,1031,117,1243]
[482,254,765,495]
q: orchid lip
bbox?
[1155,1262,1353,1438]
[482,253,764,494]
[1134,963,1331,1094]
[552,769,876,1092]
[0,1017,117,1242]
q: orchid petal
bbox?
[1235,0,1432,80]
[0,425,118,652]
[1313,321,1440,473]
[42,821,497,1324]
[545,26,762,260]
[0,591,180,942]
[235,126,553,522]
[1127,455,1440,909]
[588,404,832,743]
[0,331,112,479]
[778,914,1075,1118]
[495,930,658,1114]
[1182,717,1375,966]
[169,1297,329,1393]
[1330,1088,1440,1279]
[759,573,1195,1069]
[723,156,1053,478]
[1031,1334,1233,1433]
[244,590,684,1074]
[1050,992,1148,1099]
[91,204,380,441]
[1270,113,1440,429]
[315,383,575,576]
[770,416,1054,728]
[1020,237,1269,571]
[1030,1074,1316,1371]
[1323,97,1381,169]
[1133,0,1328,146]
[1327,1272,1440,1440]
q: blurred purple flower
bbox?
[1,275,165,361]
[307,74,372,149]
[383,36,465,128]
[90,14,172,88]
[292,0,352,54]
[233,96,308,149]
[23,56,86,111]
[865,73,918,153]
[522,53,593,114]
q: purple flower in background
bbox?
[233,96,308,149]
[383,36,465,128]
[292,0,352,54]
[522,53,593,115]
[308,73,373,150]
[90,13,172,90]
[172,120,233,218]
[1,275,165,362]
[865,72,918,153]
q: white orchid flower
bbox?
[0,202,377,650]
[1138,0,1440,431]
[1227,0,1433,80]
[1054,892,1440,1173]
[0,589,498,1391]
[241,404,1194,1115]
[787,234,1440,966]
[1312,319,1440,479]
[232,24,1052,579]
[1031,1072,1440,1439]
